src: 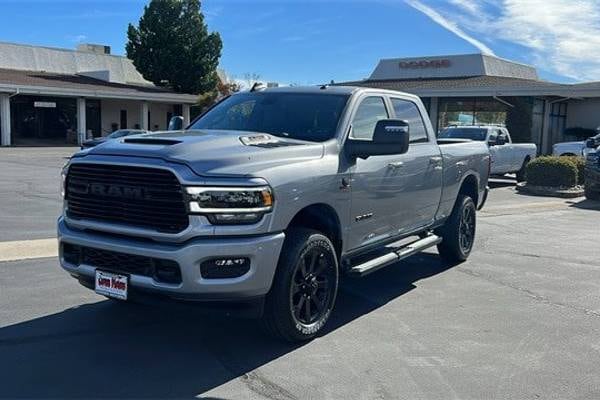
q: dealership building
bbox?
[0,41,197,146]
[343,54,600,153]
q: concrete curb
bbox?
[0,238,58,262]
[516,183,585,198]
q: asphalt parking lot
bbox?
[1,148,600,399]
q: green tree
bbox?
[126,0,222,94]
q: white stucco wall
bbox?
[100,99,176,135]
[566,98,600,129]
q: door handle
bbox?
[387,161,404,169]
[429,156,442,165]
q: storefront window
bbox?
[438,97,508,130]
[10,95,77,145]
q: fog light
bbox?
[201,257,250,279]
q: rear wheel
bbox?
[435,195,476,263]
[516,157,530,183]
[262,228,339,342]
[585,187,600,201]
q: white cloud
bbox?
[408,0,600,81]
[68,34,88,43]
[405,0,496,55]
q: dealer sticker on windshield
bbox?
[95,270,128,300]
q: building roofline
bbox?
[0,83,198,103]
[0,40,129,60]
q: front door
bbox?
[388,97,443,232]
[347,95,400,249]
[489,129,511,174]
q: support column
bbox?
[77,98,86,145]
[139,101,149,130]
[0,93,11,146]
[541,99,551,154]
[429,97,439,135]
[182,104,190,126]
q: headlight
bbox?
[60,164,69,198]
[185,186,274,224]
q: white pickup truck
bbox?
[553,132,600,157]
[439,125,537,181]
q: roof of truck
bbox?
[260,85,416,97]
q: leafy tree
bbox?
[126,0,222,94]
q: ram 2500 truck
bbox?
[439,125,536,182]
[59,86,490,342]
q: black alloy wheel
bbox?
[458,203,476,254]
[290,246,336,325]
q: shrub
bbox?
[561,156,586,184]
[525,156,578,187]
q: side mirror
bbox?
[168,116,184,131]
[487,138,497,146]
[495,135,507,146]
[347,119,410,159]
[586,137,597,148]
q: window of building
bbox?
[549,101,567,145]
[438,97,508,131]
[390,98,428,143]
[351,97,388,140]
[120,110,127,129]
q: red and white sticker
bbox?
[95,270,128,300]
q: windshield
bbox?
[439,128,488,141]
[189,92,350,142]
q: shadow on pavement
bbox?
[568,198,600,210]
[0,253,455,399]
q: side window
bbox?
[351,97,388,140]
[488,129,498,142]
[390,98,429,143]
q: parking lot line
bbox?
[0,238,57,262]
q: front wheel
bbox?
[262,228,339,342]
[435,195,476,263]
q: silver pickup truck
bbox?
[59,86,490,341]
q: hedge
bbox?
[525,156,579,187]
[561,156,586,185]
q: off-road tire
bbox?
[516,157,530,183]
[262,228,339,342]
[435,195,476,263]
[585,187,600,201]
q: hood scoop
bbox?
[239,134,301,148]
[123,138,181,146]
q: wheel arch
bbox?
[458,174,479,206]
[286,203,343,258]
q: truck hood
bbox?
[80,129,324,177]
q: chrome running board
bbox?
[348,234,442,277]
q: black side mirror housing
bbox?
[168,116,184,131]
[495,135,507,146]
[347,119,410,159]
[586,137,597,148]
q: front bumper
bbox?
[58,217,285,300]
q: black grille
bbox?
[65,163,189,233]
[62,243,182,284]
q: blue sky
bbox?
[0,0,597,85]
